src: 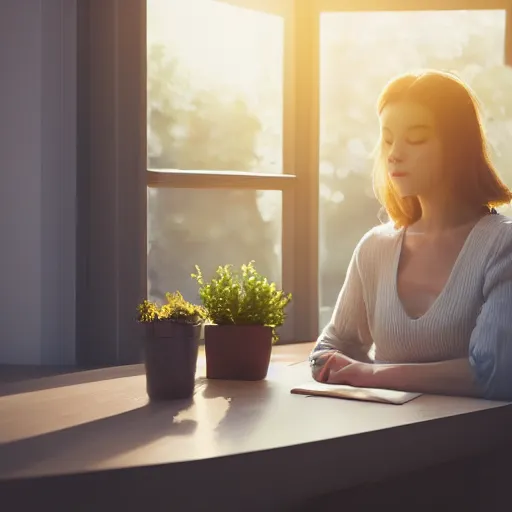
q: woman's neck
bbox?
[411,198,488,235]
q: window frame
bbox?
[77,0,512,366]
[318,0,510,10]
[77,0,147,366]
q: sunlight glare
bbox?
[147,0,282,94]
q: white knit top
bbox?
[312,213,512,400]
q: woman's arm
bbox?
[311,233,375,365]
[323,357,482,397]
[369,358,482,397]
[467,231,512,401]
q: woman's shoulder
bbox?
[358,221,401,246]
[484,213,512,262]
[488,212,512,237]
[354,221,401,261]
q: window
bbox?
[147,188,283,303]
[77,0,512,365]
[147,0,285,311]
[147,0,284,174]
[146,0,318,343]
[147,0,512,343]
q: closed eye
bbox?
[406,127,430,145]
[381,124,432,147]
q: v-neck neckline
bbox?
[392,213,491,322]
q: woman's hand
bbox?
[311,351,375,387]
[311,350,350,381]
[325,361,376,387]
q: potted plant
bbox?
[137,291,206,400]
[191,261,292,381]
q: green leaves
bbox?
[137,291,206,325]
[191,261,292,342]
[138,263,291,342]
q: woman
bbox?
[310,69,512,400]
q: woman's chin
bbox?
[395,189,418,199]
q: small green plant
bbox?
[191,261,292,342]
[137,291,206,325]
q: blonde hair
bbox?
[372,70,512,228]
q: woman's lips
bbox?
[390,171,409,178]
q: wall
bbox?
[0,0,76,364]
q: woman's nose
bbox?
[388,144,404,164]
[388,153,403,164]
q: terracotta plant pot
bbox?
[144,321,201,400]
[204,324,273,380]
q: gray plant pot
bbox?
[144,321,201,400]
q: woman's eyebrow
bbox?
[381,123,431,131]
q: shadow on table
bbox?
[1,364,299,479]
[197,376,277,441]
[0,398,196,479]
[0,365,147,398]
